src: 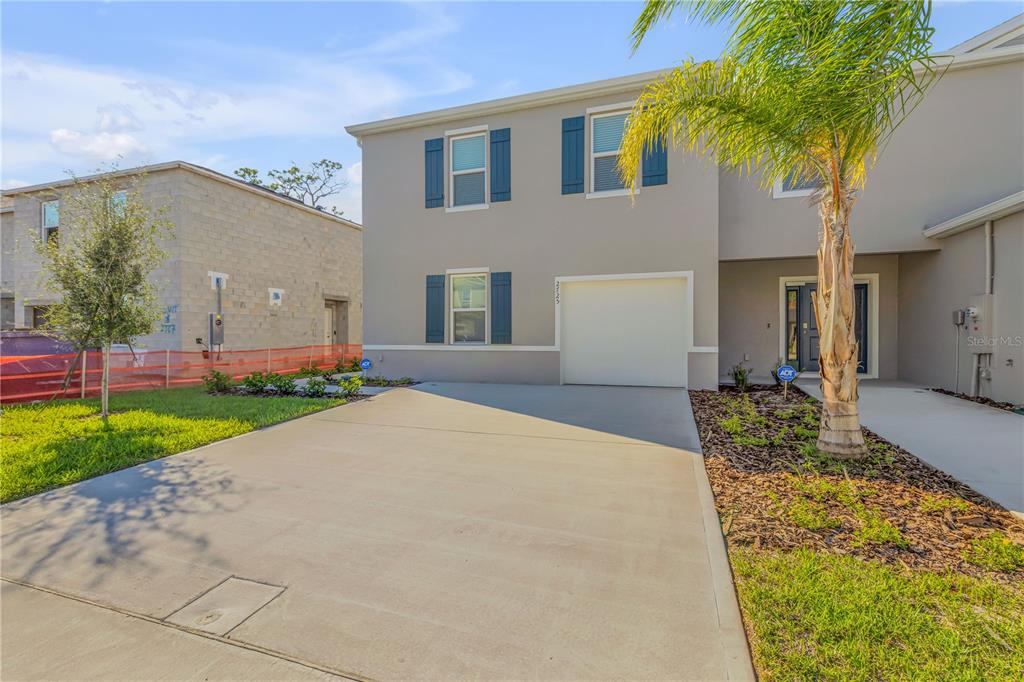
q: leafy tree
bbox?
[36,171,172,418]
[621,0,940,458]
[235,159,347,216]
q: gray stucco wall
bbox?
[898,211,1023,404]
[359,89,720,387]
[719,59,1024,260]
[719,254,900,381]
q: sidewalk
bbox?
[798,379,1024,518]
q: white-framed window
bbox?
[40,200,59,242]
[450,272,488,344]
[449,132,487,208]
[590,110,629,195]
[773,172,822,199]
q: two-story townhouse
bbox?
[1,161,363,352]
[347,16,1024,405]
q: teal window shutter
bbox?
[642,135,667,186]
[490,272,511,344]
[425,274,445,342]
[561,117,584,194]
[425,138,444,208]
[490,128,511,202]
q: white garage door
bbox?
[560,275,690,387]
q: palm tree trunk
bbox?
[813,189,867,459]
[101,343,111,420]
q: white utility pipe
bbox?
[971,220,995,397]
[985,220,994,295]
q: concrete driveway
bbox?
[2,383,751,681]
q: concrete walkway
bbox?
[1,383,752,681]
[799,379,1024,517]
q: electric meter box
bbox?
[966,293,993,353]
[208,312,225,345]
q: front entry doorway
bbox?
[785,283,868,374]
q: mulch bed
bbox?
[690,385,1024,585]
[931,387,1020,413]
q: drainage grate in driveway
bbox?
[166,577,284,636]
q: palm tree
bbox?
[620,0,940,458]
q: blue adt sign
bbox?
[360,358,373,371]
[777,364,798,383]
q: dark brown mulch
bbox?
[691,385,1024,584]
[931,387,1021,413]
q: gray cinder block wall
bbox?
[2,162,362,352]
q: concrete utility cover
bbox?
[166,578,284,636]
[1,383,751,680]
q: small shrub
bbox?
[964,532,1024,572]
[788,476,874,507]
[918,494,971,515]
[337,376,362,398]
[851,507,908,548]
[734,434,770,446]
[793,425,818,441]
[771,426,790,446]
[297,366,327,379]
[719,414,744,435]
[242,371,270,393]
[201,370,232,394]
[304,377,327,398]
[787,497,840,531]
[267,372,297,395]
[730,362,751,392]
[769,358,786,386]
[774,408,799,420]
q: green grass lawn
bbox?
[1,387,344,503]
[732,548,1024,681]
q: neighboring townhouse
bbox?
[1,161,362,351]
[348,16,1023,404]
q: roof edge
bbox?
[923,190,1024,239]
[0,161,362,232]
[345,47,1023,138]
[947,12,1024,55]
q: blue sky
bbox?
[3,1,1020,221]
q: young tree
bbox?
[620,0,940,458]
[235,159,347,216]
[36,171,172,419]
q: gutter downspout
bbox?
[971,220,995,397]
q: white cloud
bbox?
[50,128,148,159]
[2,178,30,190]
[2,4,473,217]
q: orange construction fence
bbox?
[0,343,362,404]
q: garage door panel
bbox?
[561,277,689,387]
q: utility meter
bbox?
[208,312,224,346]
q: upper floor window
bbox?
[450,132,487,208]
[590,111,629,194]
[451,272,487,343]
[773,172,822,199]
[40,200,59,243]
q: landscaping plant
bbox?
[622,0,940,458]
[304,377,327,398]
[336,376,362,398]
[266,372,298,395]
[728,362,751,392]
[242,371,271,393]
[201,370,233,394]
[35,168,172,419]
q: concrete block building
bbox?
[1,161,362,351]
